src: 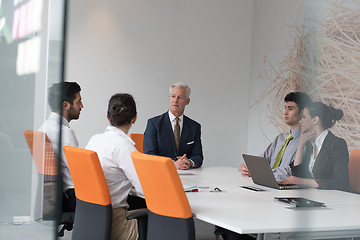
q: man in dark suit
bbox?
[143,82,203,169]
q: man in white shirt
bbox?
[39,82,83,212]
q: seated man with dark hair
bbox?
[39,82,83,212]
[240,92,312,181]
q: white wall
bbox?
[66,0,254,167]
[247,0,306,155]
[247,0,324,155]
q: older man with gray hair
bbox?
[143,82,203,169]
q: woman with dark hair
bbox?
[280,102,351,192]
[86,93,143,240]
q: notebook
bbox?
[242,154,300,190]
[274,197,325,207]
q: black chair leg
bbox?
[137,214,148,240]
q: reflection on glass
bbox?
[39,82,82,214]
[0,0,65,239]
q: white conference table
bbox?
[179,166,360,239]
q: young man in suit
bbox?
[143,82,203,169]
[227,92,312,240]
[240,92,312,181]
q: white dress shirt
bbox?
[86,126,143,209]
[168,111,196,167]
[168,111,184,133]
[39,112,78,191]
[308,129,329,176]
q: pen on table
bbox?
[185,188,199,192]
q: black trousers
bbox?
[127,194,147,211]
[62,188,76,212]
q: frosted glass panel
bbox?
[0,0,65,239]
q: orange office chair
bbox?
[130,151,195,240]
[129,133,144,153]
[63,146,112,240]
[349,149,360,193]
[24,130,74,236]
[24,130,57,182]
[128,134,147,211]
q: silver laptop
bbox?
[242,154,300,190]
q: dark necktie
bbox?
[174,118,180,150]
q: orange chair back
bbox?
[129,133,144,153]
[349,149,360,192]
[131,151,192,219]
[24,130,57,176]
[63,146,111,206]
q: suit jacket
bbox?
[143,112,203,167]
[292,131,351,192]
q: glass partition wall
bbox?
[0,0,66,239]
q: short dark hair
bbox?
[284,92,312,113]
[48,82,81,112]
[307,101,343,129]
[107,93,137,127]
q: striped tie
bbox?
[174,118,180,150]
